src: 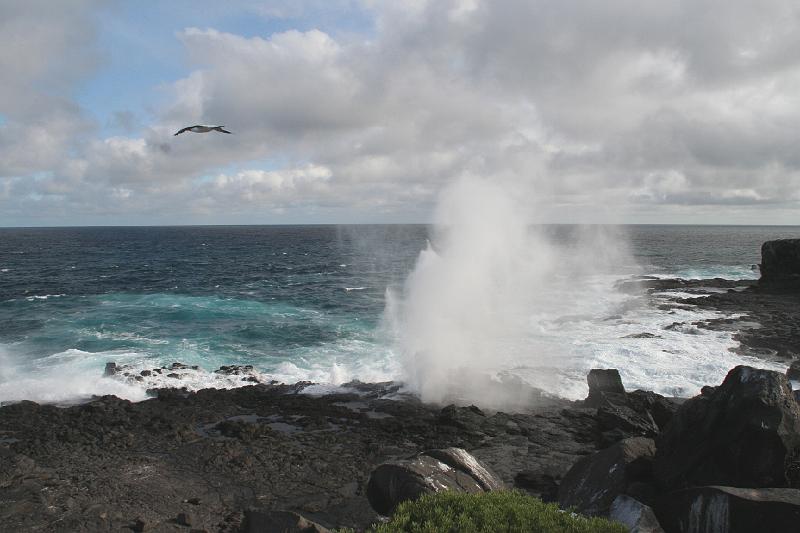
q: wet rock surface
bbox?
[0,378,600,531]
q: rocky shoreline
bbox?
[2,238,800,532]
[0,376,605,531]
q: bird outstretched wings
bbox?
[173,125,232,136]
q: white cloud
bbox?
[2,0,800,224]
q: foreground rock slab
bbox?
[609,495,664,533]
[558,437,656,516]
[366,447,503,515]
[655,486,800,533]
[0,381,599,531]
[654,365,800,491]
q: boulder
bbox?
[597,401,659,439]
[655,486,800,533]
[654,365,800,492]
[594,388,677,446]
[626,390,678,432]
[759,238,800,286]
[103,362,118,377]
[513,471,559,502]
[243,510,330,533]
[586,369,625,407]
[609,495,664,533]
[558,437,656,516]
[366,447,503,516]
[787,360,800,382]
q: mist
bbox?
[385,176,636,409]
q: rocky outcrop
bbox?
[558,437,656,516]
[654,365,800,491]
[366,448,503,515]
[586,369,626,407]
[655,486,800,533]
[759,238,800,287]
[585,370,678,446]
[609,495,664,533]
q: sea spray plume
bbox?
[387,177,637,409]
[387,176,556,407]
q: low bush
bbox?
[368,490,627,533]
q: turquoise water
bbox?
[0,225,797,403]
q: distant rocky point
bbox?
[760,238,800,288]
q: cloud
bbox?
[2,0,800,224]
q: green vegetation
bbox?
[366,491,627,533]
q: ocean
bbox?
[1,224,798,405]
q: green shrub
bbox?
[368,490,627,533]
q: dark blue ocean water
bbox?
[0,225,798,403]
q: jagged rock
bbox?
[366,447,503,515]
[558,437,656,516]
[655,486,800,533]
[787,360,800,382]
[437,404,486,431]
[586,369,626,407]
[654,365,800,491]
[597,400,659,439]
[176,512,194,526]
[216,365,254,375]
[622,333,661,339]
[131,517,148,532]
[103,362,118,377]
[243,510,331,533]
[609,495,664,533]
[593,387,676,446]
[759,239,800,287]
[513,471,559,502]
[626,390,678,432]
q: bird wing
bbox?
[174,126,192,136]
[216,127,232,134]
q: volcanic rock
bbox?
[655,486,800,533]
[513,471,559,502]
[597,400,659,441]
[366,447,503,515]
[787,360,800,382]
[654,365,800,491]
[609,495,664,533]
[759,238,800,287]
[558,437,656,516]
[591,384,676,445]
[586,369,625,407]
[243,510,331,533]
[626,390,678,432]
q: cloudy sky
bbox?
[1,0,799,226]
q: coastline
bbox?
[2,263,800,530]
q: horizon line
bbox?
[2,222,800,230]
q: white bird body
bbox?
[174,125,232,136]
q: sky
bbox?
[1,0,799,226]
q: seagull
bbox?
[173,125,232,136]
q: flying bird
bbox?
[173,125,232,136]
